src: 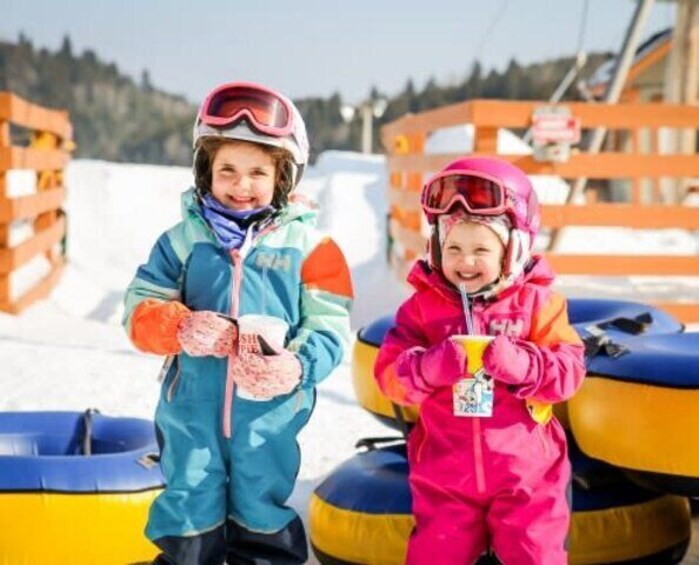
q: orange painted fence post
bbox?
[0,92,73,314]
[383,128,427,277]
[0,119,9,308]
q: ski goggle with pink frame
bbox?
[421,170,507,222]
[197,82,294,137]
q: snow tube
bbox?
[309,439,690,564]
[352,313,418,430]
[0,411,164,564]
[352,299,682,431]
[568,332,699,496]
[567,297,683,339]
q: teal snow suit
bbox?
[123,188,352,541]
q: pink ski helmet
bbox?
[422,156,541,292]
[422,156,540,239]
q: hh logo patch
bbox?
[488,318,525,338]
[255,252,292,273]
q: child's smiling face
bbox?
[441,220,505,293]
[210,140,276,210]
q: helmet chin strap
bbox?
[505,230,531,281]
[288,161,304,190]
[464,275,506,300]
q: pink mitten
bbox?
[231,350,302,399]
[176,311,237,357]
[482,334,531,385]
[419,338,467,389]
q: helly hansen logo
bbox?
[488,318,525,338]
[255,252,292,272]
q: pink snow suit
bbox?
[375,256,585,565]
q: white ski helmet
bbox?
[193,81,310,189]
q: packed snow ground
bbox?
[0,146,698,563]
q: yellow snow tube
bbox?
[0,411,163,564]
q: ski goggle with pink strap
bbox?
[197,82,294,137]
[421,170,507,220]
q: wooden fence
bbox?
[0,92,72,313]
[381,99,699,323]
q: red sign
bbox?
[531,114,581,144]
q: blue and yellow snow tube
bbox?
[309,439,690,564]
[352,313,419,430]
[558,298,682,428]
[0,411,163,564]
[352,299,683,431]
[568,331,699,496]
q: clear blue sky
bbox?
[3,1,676,105]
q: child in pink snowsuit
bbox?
[375,157,585,565]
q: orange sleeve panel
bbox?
[530,292,582,347]
[379,363,419,406]
[301,237,353,299]
[130,299,190,355]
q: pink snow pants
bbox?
[406,416,571,565]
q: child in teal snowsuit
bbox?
[123,82,353,564]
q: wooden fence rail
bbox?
[381,99,699,323]
[0,92,72,314]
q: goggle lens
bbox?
[199,83,292,134]
[423,174,504,213]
